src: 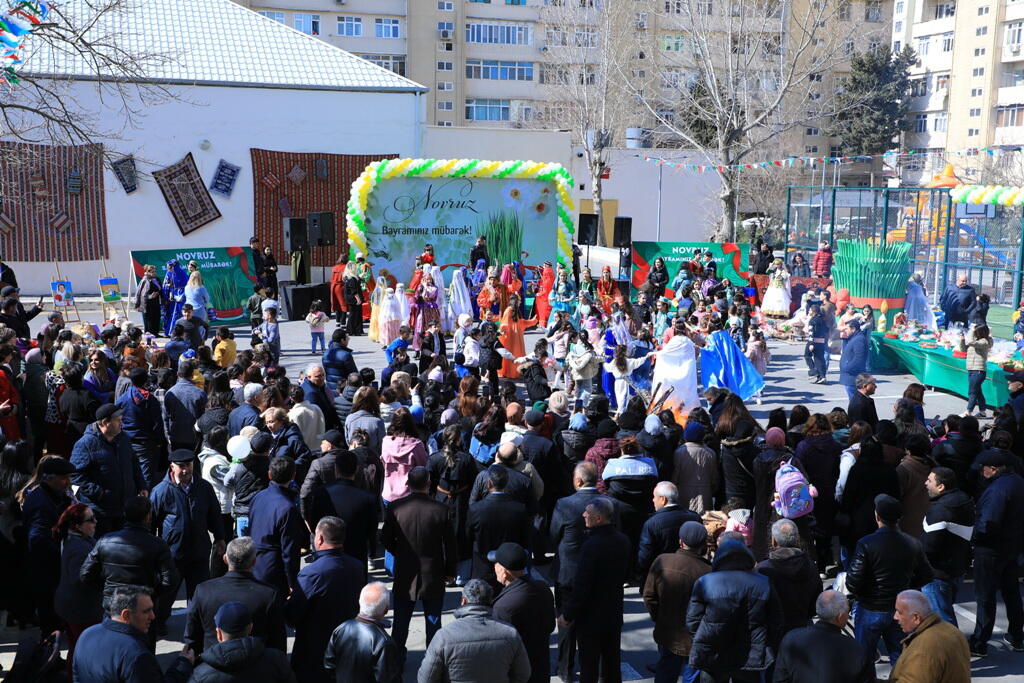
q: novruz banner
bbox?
[130,247,257,322]
[631,241,751,294]
[361,176,558,282]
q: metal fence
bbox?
[783,186,1024,307]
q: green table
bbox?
[869,333,1010,407]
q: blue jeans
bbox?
[391,595,443,652]
[310,331,325,353]
[922,577,961,626]
[843,384,857,401]
[854,604,903,663]
[655,645,700,683]
[973,547,1024,645]
[234,516,250,537]
[966,369,987,413]
[574,377,593,407]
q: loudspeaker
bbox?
[578,213,598,246]
[613,216,632,248]
[307,212,336,247]
[284,218,307,252]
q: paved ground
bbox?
[2,311,1022,681]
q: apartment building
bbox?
[899,0,1024,183]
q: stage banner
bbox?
[361,177,558,282]
[129,247,257,322]
[631,242,751,294]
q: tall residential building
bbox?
[899,0,1024,183]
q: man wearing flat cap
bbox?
[969,447,1024,656]
[847,493,933,666]
[189,601,295,682]
[491,542,556,683]
[150,449,226,634]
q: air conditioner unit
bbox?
[1013,44,1022,54]
[439,29,452,40]
[539,45,549,52]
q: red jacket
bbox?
[812,249,833,276]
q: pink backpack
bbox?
[772,460,817,519]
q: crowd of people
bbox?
[0,238,1018,683]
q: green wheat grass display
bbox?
[482,211,524,267]
[832,240,912,300]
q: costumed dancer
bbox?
[604,345,655,415]
[448,267,474,325]
[476,270,505,322]
[395,282,411,329]
[499,264,521,313]
[421,244,436,265]
[357,253,374,322]
[412,272,441,350]
[498,293,536,379]
[549,267,576,321]
[596,266,618,314]
[653,298,673,340]
[161,259,187,336]
[651,320,701,421]
[329,255,348,324]
[470,259,488,319]
[343,262,363,336]
[534,261,555,327]
[378,287,402,347]
[184,270,211,323]
[904,272,937,329]
[368,275,387,343]
[701,321,765,401]
[602,310,633,409]
[409,258,426,293]
[761,258,792,319]
[579,267,596,298]
[574,291,600,330]
[431,266,453,333]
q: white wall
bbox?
[570,148,721,244]
[9,82,422,295]
[420,125,573,167]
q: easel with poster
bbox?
[98,261,128,321]
[50,263,81,323]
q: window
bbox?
[545,26,568,46]
[437,120,453,127]
[942,33,953,52]
[935,74,950,89]
[438,1,454,9]
[732,36,751,54]
[972,87,983,96]
[438,61,453,71]
[1004,67,1024,86]
[437,81,454,91]
[895,1,904,12]
[998,104,1024,126]
[360,54,406,76]
[257,11,284,23]
[831,145,844,156]
[808,92,822,100]
[970,108,982,116]
[979,5,990,14]
[465,60,534,81]
[437,21,454,32]
[662,34,687,51]
[843,39,854,55]
[968,128,980,136]
[838,1,850,19]
[665,0,683,13]
[865,0,881,21]
[806,127,820,135]
[975,48,987,56]
[579,65,596,85]
[506,0,526,4]
[933,112,948,131]
[917,37,929,55]
[895,21,903,32]
[893,40,901,52]
[868,38,882,52]
[934,2,954,18]
[466,22,532,45]
[805,146,819,154]
[696,0,713,15]
[636,12,648,29]
[973,67,986,76]
[764,35,782,55]
[910,78,928,97]
[438,42,454,52]
[914,114,928,132]
[466,98,511,121]
[338,16,362,36]
[809,73,822,82]
[539,64,569,84]
[438,101,454,111]
[376,18,400,38]
[575,28,598,47]
[977,26,988,36]
[1007,21,1024,46]
[660,69,685,88]
[294,13,320,36]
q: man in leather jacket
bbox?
[324,582,402,683]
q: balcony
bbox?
[995,126,1024,145]
[998,84,1024,106]
[1003,44,1024,63]
[911,17,955,40]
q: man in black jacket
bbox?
[468,442,536,509]
[467,466,532,588]
[491,543,556,683]
[184,537,286,655]
[308,450,378,569]
[921,466,975,626]
[846,494,933,666]
[558,497,631,683]
[636,481,700,579]
[324,582,402,683]
[521,409,566,529]
[188,601,295,682]
[755,519,819,637]
[846,373,878,431]
[299,429,347,521]
[773,590,874,683]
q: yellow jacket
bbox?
[891,613,971,683]
[213,338,237,368]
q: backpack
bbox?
[772,460,816,519]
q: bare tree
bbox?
[535,0,639,246]
[631,0,889,241]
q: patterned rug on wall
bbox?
[153,153,222,236]
[250,149,397,267]
[0,142,108,262]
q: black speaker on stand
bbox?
[307,212,337,282]
[613,216,632,248]
[578,213,598,269]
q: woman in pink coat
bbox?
[380,407,428,503]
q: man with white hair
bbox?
[636,481,700,578]
[228,383,263,436]
[324,582,402,683]
[773,590,873,682]
[287,384,326,452]
[301,363,340,432]
[891,589,971,682]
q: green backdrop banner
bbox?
[130,247,257,322]
[631,241,751,294]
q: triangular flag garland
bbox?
[1,1,51,86]
[641,146,1024,174]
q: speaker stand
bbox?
[586,244,591,270]
[320,243,327,284]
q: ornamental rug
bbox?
[153,152,222,236]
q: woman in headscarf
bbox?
[431,266,452,333]
[411,272,441,350]
[368,275,388,343]
[498,293,536,379]
[534,261,555,327]
[448,267,474,325]
[378,287,402,347]
[470,259,488,318]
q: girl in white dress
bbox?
[448,268,474,324]
[761,258,792,319]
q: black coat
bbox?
[492,576,556,683]
[184,571,286,655]
[381,492,456,601]
[323,617,402,683]
[285,548,363,683]
[309,478,379,565]
[933,434,984,497]
[250,482,306,597]
[720,428,758,509]
[550,488,606,587]
[939,283,975,323]
[468,463,535,510]
[755,547,819,636]
[562,523,631,635]
[189,637,295,683]
[974,469,1024,554]
[80,522,177,598]
[70,422,146,524]
[302,378,340,432]
[73,618,192,683]
[847,525,933,611]
[150,473,224,563]
[838,457,900,549]
[793,434,842,537]
[921,488,975,581]
[773,622,875,683]
[636,505,701,578]
[467,492,532,585]
[847,391,878,431]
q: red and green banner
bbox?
[631,241,750,295]
[130,247,257,322]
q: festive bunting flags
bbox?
[0,1,50,87]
